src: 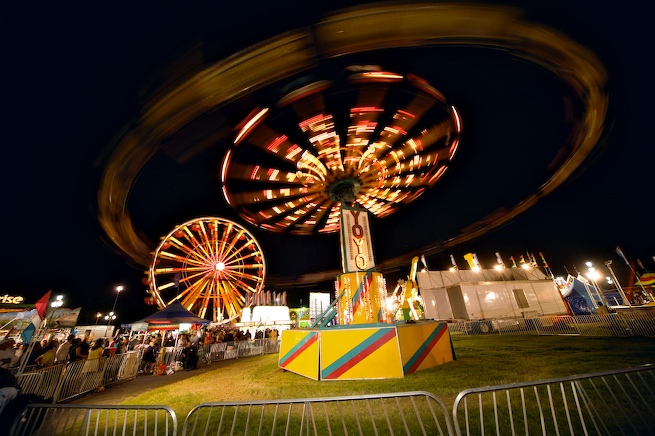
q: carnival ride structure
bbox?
[93,3,609,377]
[259,67,458,380]
[96,3,609,293]
[147,217,266,321]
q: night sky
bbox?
[2,1,653,326]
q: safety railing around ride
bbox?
[157,339,280,367]
[448,311,655,338]
[181,391,453,436]
[9,404,177,436]
[452,364,655,436]
[9,365,655,435]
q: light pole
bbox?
[105,285,123,337]
[104,312,116,337]
[604,260,631,307]
[586,262,609,307]
[111,286,123,316]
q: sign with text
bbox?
[339,206,376,273]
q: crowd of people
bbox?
[1,323,282,374]
[133,325,281,374]
[0,334,136,373]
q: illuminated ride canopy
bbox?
[221,69,461,235]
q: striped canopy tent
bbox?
[635,272,655,287]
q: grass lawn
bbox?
[122,335,655,419]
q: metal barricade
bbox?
[452,364,655,435]
[182,391,453,436]
[9,404,177,436]
[50,352,140,403]
[616,310,655,337]
[533,315,579,335]
[15,364,65,399]
[15,372,43,395]
[209,342,227,361]
[450,313,655,338]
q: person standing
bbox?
[67,338,83,363]
[82,339,104,392]
[34,340,57,368]
[56,335,75,364]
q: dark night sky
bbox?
[1,1,653,325]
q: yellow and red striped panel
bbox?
[320,326,404,380]
[278,329,320,380]
[397,321,455,374]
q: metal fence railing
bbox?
[12,352,141,403]
[9,404,177,436]
[452,364,655,436]
[14,340,280,404]
[181,391,453,436]
[157,339,280,368]
[448,312,655,338]
[9,365,655,435]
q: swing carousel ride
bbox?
[96,3,608,323]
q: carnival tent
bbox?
[137,301,210,327]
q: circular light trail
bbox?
[97,3,608,286]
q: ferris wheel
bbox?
[148,217,266,321]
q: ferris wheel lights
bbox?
[150,217,266,321]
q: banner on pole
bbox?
[340,206,376,273]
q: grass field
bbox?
[120,335,655,420]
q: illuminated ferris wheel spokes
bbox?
[149,217,266,321]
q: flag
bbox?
[420,255,428,270]
[530,253,538,267]
[509,256,517,268]
[637,259,645,270]
[495,252,504,265]
[20,309,41,344]
[35,291,52,319]
[449,254,458,269]
[519,255,526,264]
[473,253,481,268]
[539,252,549,268]
[616,246,629,266]
[635,272,655,286]
[463,253,476,269]
[21,291,51,344]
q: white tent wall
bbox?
[417,269,568,321]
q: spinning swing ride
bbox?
[96,3,608,323]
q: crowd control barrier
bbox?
[9,404,177,436]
